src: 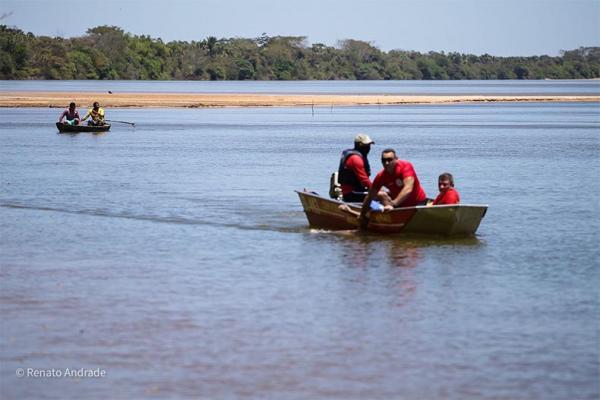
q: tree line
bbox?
[1,25,599,80]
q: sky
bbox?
[1,0,599,56]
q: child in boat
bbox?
[430,172,460,205]
[58,102,80,125]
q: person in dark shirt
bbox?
[338,134,375,202]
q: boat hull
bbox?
[56,122,111,133]
[296,190,487,236]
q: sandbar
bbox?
[1,91,598,108]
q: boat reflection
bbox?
[306,229,483,269]
[301,231,484,308]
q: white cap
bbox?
[354,134,374,145]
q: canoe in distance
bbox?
[56,122,111,133]
[296,190,487,236]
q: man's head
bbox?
[93,102,100,109]
[438,172,454,193]
[381,148,397,173]
[354,134,374,154]
[69,102,76,110]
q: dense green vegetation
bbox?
[1,25,599,80]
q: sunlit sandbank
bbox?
[1,91,598,108]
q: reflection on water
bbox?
[57,131,109,137]
[307,229,482,268]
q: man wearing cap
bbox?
[81,102,106,126]
[337,134,375,202]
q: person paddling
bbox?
[81,102,106,126]
[58,102,80,125]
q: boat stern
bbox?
[296,190,359,230]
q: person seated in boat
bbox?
[338,134,375,202]
[81,102,106,126]
[58,102,80,125]
[359,148,427,223]
[429,172,460,205]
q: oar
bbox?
[106,119,136,127]
[359,213,370,230]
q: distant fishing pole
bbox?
[106,119,136,127]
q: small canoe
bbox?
[296,190,487,236]
[56,122,111,133]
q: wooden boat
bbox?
[296,190,487,236]
[56,122,111,133]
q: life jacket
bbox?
[337,148,371,193]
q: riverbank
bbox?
[1,91,599,108]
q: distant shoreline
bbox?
[1,91,598,108]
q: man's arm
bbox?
[81,110,90,121]
[58,110,66,122]
[448,189,460,204]
[388,177,415,208]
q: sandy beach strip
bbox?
[1,91,598,108]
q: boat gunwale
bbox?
[55,122,111,133]
[295,190,489,211]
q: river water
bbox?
[0,81,599,399]
[2,79,599,95]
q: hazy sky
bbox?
[2,0,598,56]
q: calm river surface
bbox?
[2,79,599,95]
[1,84,599,399]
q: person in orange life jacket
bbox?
[430,172,460,205]
[338,134,375,202]
[58,102,80,125]
[81,102,106,126]
[359,148,428,225]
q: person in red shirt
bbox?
[338,134,375,202]
[431,172,460,205]
[359,148,427,225]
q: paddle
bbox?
[358,200,384,230]
[359,213,370,230]
[106,119,136,127]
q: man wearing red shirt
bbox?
[359,148,427,225]
[432,172,460,205]
[338,134,375,202]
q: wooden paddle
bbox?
[106,119,136,127]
